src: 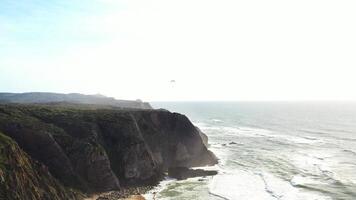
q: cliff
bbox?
[0,104,217,199]
[0,132,81,200]
[0,93,152,109]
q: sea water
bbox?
[145,102,356,200]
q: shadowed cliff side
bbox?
[0,104,217,198]
[0,132,82,200]
[132,110,217,169]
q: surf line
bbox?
[255,172,282,200]
[208,191,231,200]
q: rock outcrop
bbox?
[132,111,217,170]
[168,167,218,180]
[0,104,217,199]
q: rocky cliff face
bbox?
[0,104,217,199]
[0,132,81,200]
[132,111,217,170]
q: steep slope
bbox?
[132,110,218,169]
[0,132,81,200]
[0,106,120,193]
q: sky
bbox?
[1,0,356,101]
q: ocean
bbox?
[144,102,356,200]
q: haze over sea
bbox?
[147,102,356,200]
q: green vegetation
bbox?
[0,131,13,173]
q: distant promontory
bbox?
[0,92,152,109]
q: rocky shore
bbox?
[0,103,217,199]
[168,167,218,180]
[85,186,152,200]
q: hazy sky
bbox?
[1,0,355,101]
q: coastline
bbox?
[84,186,153,200]
[142,165,220,200]
[85,194,145,200]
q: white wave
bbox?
[260,172,332,200]
[193,121,209,127]
[242,128,323,144]
[209,170,275,200]
[206,125,324,145]
[297,149,356,185]
[291,152,333,176]
[290,175,325,187]
[211,118,223,122]
[209,169,331,200]
[143,177,176,200]
[192,165,222,171]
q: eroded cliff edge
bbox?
[0,104,217,199]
